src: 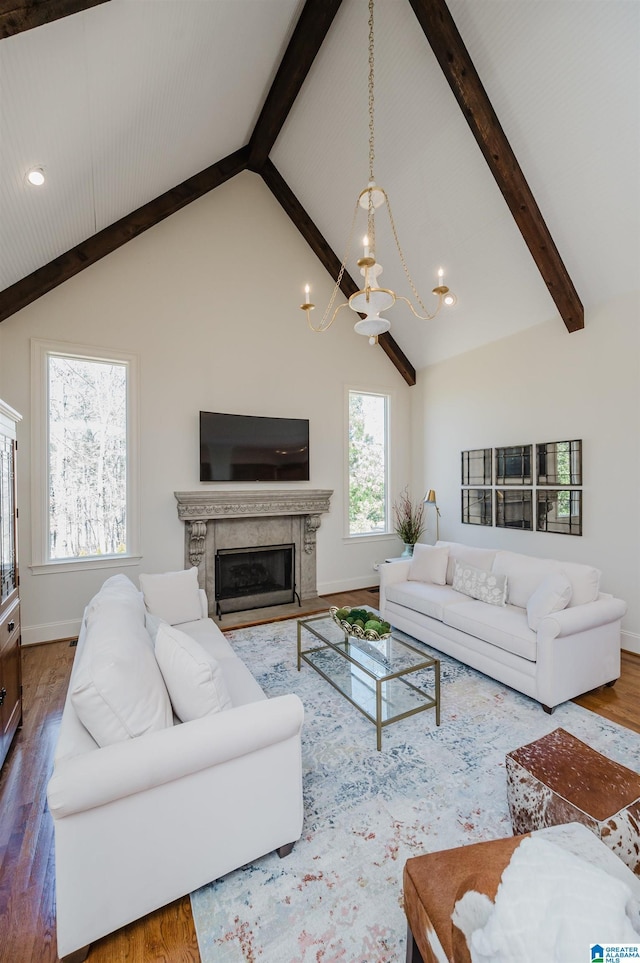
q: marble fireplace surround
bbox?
[174,490,333,616]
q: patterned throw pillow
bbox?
[452,560,508,606]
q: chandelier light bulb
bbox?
[363,235,370,257]
[305,284,310,299]
[26,167,45,186]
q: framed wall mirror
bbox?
[462,449,492,486]
[537,439,582,486]
[495,445,532,485]
[461,488,493,526]
[536,490,582,535]
[496,489,533,530]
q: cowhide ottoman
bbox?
[403,833,525,963]
[403,823,640,963]
[506,727,640,874]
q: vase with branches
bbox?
[393,488,425,555]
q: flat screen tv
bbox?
[200,411,310,482]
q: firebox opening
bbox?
[214,543,298,619]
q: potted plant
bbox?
[393,487,425,556]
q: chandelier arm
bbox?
[395,295,443,323]
[306,300,352,333]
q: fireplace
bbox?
[214,543,297,618]
[174,490,333,619]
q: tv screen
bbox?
[200,411,310,482]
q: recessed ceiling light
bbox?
[26,168,45,186]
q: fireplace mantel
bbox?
[174,489,333,613]
[174,489,333,521]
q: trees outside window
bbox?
[48,356,128,559]
[348,390,388,536]
[31,339,139,571]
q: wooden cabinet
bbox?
[0,400,22,769]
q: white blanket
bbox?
[452,835,640,963]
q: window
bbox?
[31,340,140,572]
[348,389,388,536]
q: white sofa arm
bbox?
[379,559,412,586]
[379,559,412,613]
[48,693,304,819]
[537,596,627,640]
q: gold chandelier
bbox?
[300,0,456,345]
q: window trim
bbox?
[345,385,392,539]
[30,338,141,574]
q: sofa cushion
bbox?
[386,581,471,622]
[492,551,600,609]
[556,560,601,607]
[139,567,202,626]
[437,541,497,586]
[408,544,449,585]
[214,656,268,707]
[492,552,559,608]
[443,601,537,661]
[70,608,173,747]
[452,561,508,607]
[155,623,232,722]
[175,617,237,661]
[526,572,572,630]
[86,572,147,632]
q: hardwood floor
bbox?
[1,588,638,962]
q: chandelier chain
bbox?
[311,199,361,331]
[368,0,375,185]
[384,192,432,316]
[366,0,377,253]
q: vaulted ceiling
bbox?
[1,0,638,384]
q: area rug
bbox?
[190,619,640,963]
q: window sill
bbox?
[343,533,397,544]
[29,555,142,576]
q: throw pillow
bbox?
[71,621,173,747]
[155,623,232,723]
[139,567,202,626]
[408,543,449,585]
[526,572,572,631]
[452,560,508,607]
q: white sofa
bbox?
[380,540,626,713]
[47,572,305,962]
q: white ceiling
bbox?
[1,0,638,371]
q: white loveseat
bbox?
[380,541,626,713]
[47,571,304,962]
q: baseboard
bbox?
[621,629,640,656]
[318,575,380,595]
[22,619,82,646]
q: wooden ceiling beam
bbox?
[0,146,249,323]
[408,0,584,333]
[248,0,344,173]
[0,0,109,38]
[260,159,416,386]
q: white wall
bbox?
[411,290,640,652]
[0,172,413,643]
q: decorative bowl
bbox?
[329,605,392,642]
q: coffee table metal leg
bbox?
[297,620,301,671]
[435,659,441,726]
[376,680,382,751]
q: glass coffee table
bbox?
[297,613,440,750]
